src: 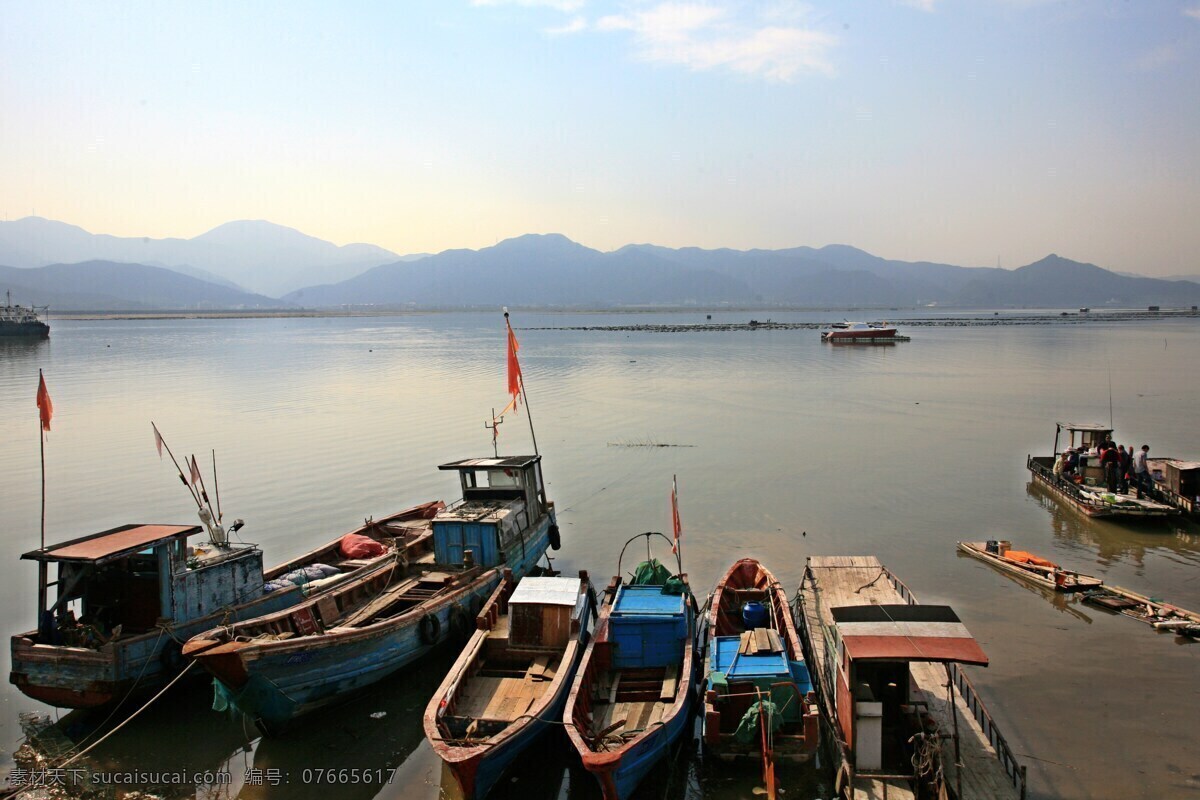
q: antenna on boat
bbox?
[485,408,503,457]
[1107,367,1114,429]
[212,449,222,522]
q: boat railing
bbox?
[888,567,1028,799]
[947,663,1028,799]
[1026,456,1108,511]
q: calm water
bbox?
[1,311,1198,800]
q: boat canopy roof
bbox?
[831,604,989,666]
[438,456,540,471]
[1058,422,1112,433]
[509,576,581,606]
[22,524,202,564]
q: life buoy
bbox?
[418,612,441,645]
[548,524,561,551]
[449,603,472,642]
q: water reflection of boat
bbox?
[953,548,1094,624]
[184,456,558,735]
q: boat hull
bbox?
[0,321,50,337]
[822,328,896,340]
[1027,455,1178,519]
[212,570,505,733]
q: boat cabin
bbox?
[828,604,988,773]
[433,456,552,570]
[1054,422,1111,454]
[22,524,266,649]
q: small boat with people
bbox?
[821,321,899,342]
[0,290,49,337]
[701,558,819,799]
[424,570,596,799]
[183,455,560,735]
[1027,423,1179,519]
[795,555,1024,800]
[9,501,439,709]
[563,533,699,800]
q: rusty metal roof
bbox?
[23,524,202,564]
[832,604,990,666]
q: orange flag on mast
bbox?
[501,312,523,415]
[36,371,53,432]
[671,475,682,555]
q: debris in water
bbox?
[370,711,387,719]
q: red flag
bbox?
[189,455,201,486]
[152,423,164,459]
[671,475,682,555]
[36,371,53,432]
[501,314,523,415]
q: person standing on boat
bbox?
[1066,448,1079,476]
[1132,445,1151,499]
[1118,445,1133,494]
[1054,451,1070,479]
[1101,441,1120,492]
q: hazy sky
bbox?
[3,1,1199,275]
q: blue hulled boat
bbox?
[184,456,559,735]
[564,534,699,800]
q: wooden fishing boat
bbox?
[956,541,1104,592]
[1027,423,1178,519]
[9,502,440,709]
[425,571,596,799]
[183,456,559,735]
[701,558,818,796]
[564,533,699,800]
[796,556,1025,800]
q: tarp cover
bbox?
[339,533,386,559]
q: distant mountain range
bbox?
[3,217,1200,311]
[286,234,1200,310]
[0,217,400,296]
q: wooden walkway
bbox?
[798,556,1021,800]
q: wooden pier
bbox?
[796,556,1024,800]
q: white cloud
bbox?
[898,0,936,11]
[596,2,836,80]
[1131,43,1183,72]
[1185,6,1200,20]
[545,16,588,35]
[471,0,585,12]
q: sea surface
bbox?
[1,310,1198,800]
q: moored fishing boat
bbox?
[0,290,49,337]
[956,541,1104,592]
[563,533,699,800]
[1027,423,1178,519]
[9,502,437,709]
[701,558,818,797]
[795,556,1024,800]
[424,571,596,799]
[183,455,559,734]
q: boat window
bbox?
[486,468,522,489]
